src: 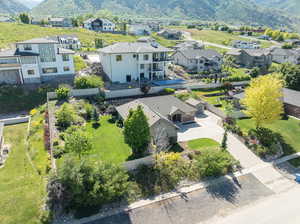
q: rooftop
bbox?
[0,49,39,58]
[177,49,221,59]
[16,38,59,44]
[99,41,173,54]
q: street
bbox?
[205,185,300,224]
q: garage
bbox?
[0,69,21,84]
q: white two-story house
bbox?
[0,38,75,84]
[83,18,116,32]
[99,40,173,83]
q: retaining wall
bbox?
[0,116,30,125]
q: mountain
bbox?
[31,0,298,29]
[17,0,44,9]
[253,0,300,17]
[0,0,29,14]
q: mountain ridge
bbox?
[0,0,29,14]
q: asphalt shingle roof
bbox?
[17,38,59,44]
[99,42,173,54]
[0,49,39,57]
[177,49,221,59]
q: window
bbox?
[39,44,56,63]
[63,66,70,72]
[143,54,149,61]
[126,75,131,82]
[27,70,35,75]
[24,44,32,50]
[140,64,145,69]
[20,56,36,64]
[42,67,57,74]
[62,54,69,61]
[116,55,122,61]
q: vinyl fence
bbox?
[123,155,155,171]
[47,88,100,100]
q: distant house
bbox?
[234,88,300,119]
[157,29,183,40]
[116,95,198,143]
[186,98,205,114]
[50,35,81,50]
[173,41,204,50]
[99,40,173,83]
[173,49,222,73]
[232,40,260,49]
[147,21,161,32]
[48,17,72,27]
[226,49,272,69]
[0,37,75,84]
[129,24,151,36]
[284,39,300,46]
[83,18,115,32]
[270,48,300,65]
[0,16,14,23]
[258,35,271,40]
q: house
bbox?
[116,95,197,143]
[0,16,14,23]
[270,48,300,64]
[48,17,72,27]
[129,24,152,36]
[233,88,300,118]
[51,35,81,50]
[258,35,271,40]
[185,98,205,114]
[0,37,75,84]
[173,41,204,50]
[232,40,260,49]
[83,18,115,32]
[99,40,173,83]
[173,49,222,73]
[226,49,272,69]
[157,29,183,40]
[147,21,161,32]
[284,39,300,46]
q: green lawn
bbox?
[151,33,180,48]
[192,88,224,105]
[0,123,47,224]
[79,115,132,164]
[237,117,300,155]
[0,22,138,49]
[187,138,220,151]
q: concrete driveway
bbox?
[178,111,224,143]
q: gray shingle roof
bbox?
[271,48,300,57]
[116,95,196,126]
[17,38,59,44]
[244,49,271,57]
[99,42,173,54]
[0,49,39,57]
[177,49,221,59]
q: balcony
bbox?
[153,56,173,62]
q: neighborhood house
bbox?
[227,49,272,69]
[116,95,198,144]
[0,37,75,84]
[51,35,81,50]
[129,24,152,36]
[157,29,183,40]
[173,40,205,50]
[83,18,116,32]
[173,49,222,73]
[270,48,300,65]
[48,17,73,27]
[232,40,260,49]
[99,40,173,83]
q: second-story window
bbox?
[39,44,56,63]
[62,54,69,61]
[140,64,145,69]
[116,55,122,61]
[144,54,149,61]
[24,44,32,51]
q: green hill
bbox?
[0,0,28,14]
[31,0,298,29]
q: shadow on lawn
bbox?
[205,176,241,204]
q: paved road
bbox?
[205,185,300,224]
[85,174,273,224]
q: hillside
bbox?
[0,0,28,14]
[31,0,298,29]
[253,0,300,17]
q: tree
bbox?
[277,63,300,91]
[124,105,150,157]
[55,103,76,129]
[19,13,30,24]
[74,75,104,89]
[55,86,70,100]
[241,75,284,128]
[222,82,233,95]
[93,108,99,122]
[95,38,104,48]
[222,55,236,72]
[249,67,260,78]
[48,157,130,211]
[65,130,92,158]
[221,131,228,150]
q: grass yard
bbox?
[0,123,47,224]
[65,115,132,164]
[187,138,220,151]
[192,88,224,105]
[151,33,180,48]
[0,22,138,49]
[237,117,300,155]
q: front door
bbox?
[126,75,131,82]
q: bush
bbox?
[74,55,87,72]
[193,149,236,178]
[163,88,175,94]
[47,157,130,211]
[55,86,70,101]
[84,102,93,120]
[55,103,77,129]
[74,75,104,89]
